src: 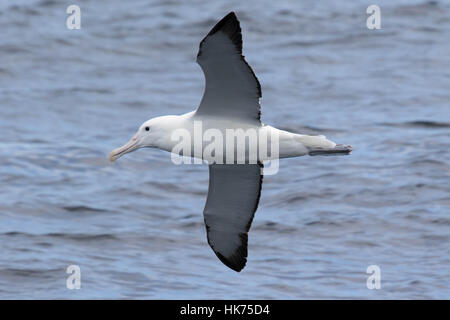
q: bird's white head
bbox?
[109,115,176,162]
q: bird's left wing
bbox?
[203,163,263,272]
[195,12,262,124]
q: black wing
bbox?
[195,12,262,124]
[203,163,263,271]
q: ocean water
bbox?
[0,0,449,299]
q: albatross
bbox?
[109,12,352,272]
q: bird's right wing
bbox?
[195,12,262,124]
[203,163,263,272]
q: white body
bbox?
[140,111,337,163]
[109,12,351,272]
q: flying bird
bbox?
[109,12,351,272]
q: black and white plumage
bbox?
[110,12,352,272]
[196,13,264,270]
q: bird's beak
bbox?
[109,133,140,162]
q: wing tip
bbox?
[215,251,246,272]
[198,11,242,57]
[211,233,249,272]
[207,12,239,36]
[206,225,249,272]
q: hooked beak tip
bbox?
[109,133,140,163]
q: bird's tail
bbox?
[308,144,352,156]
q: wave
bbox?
[380,121,450,128]
[62,205,108,213]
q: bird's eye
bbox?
[145,127,150,131]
